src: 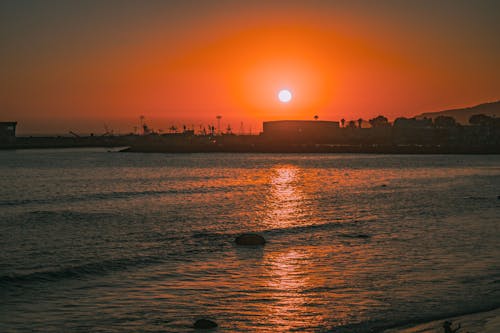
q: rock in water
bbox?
[193,319,218,329]
[235,233,266,246]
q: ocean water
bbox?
[0,149,499,332]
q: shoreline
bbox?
[1,144,500,155]
[383,307,500,333]
[2,135,499,154]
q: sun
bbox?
[278,89,292,103]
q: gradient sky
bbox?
[1,0,499,134]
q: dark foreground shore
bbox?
[383,307,500,333]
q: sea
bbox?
[1,149,499,332]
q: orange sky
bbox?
[1,1,499,134]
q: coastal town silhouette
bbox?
[2,101,499,153]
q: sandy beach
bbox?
[384,307,500,333]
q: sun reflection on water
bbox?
[263,249,310,330]
[260,244,366,332]
[259,166,326,330]
[263,166,308,229]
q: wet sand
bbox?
[384,307,500,333]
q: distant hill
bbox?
[415,100,500,125]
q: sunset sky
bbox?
[1,0,499,134]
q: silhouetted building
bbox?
[0,122,17,143]
[263,120,340,143]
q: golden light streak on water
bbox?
[263,166,308,229]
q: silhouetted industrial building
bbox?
[0,122,17,143]
[263,120,340,143]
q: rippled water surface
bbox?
[1,149,499,332]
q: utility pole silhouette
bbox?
[139,115,145,135]
[216,115,222,135]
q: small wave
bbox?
[0,256,162,287]
[25,210,116,221]
[463,196,489,200]
[188,221,373,245]
[339,233,371,239]
[264,219,372,236]
[460,273,500,285]
[189,232,234,249]
[0,189,177,207]
[0,185,242,207]
[191,232,217,239]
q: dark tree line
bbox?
[339,114,498,129]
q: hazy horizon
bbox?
[10,98,500,136]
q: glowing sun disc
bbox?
[278,89,292,103]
